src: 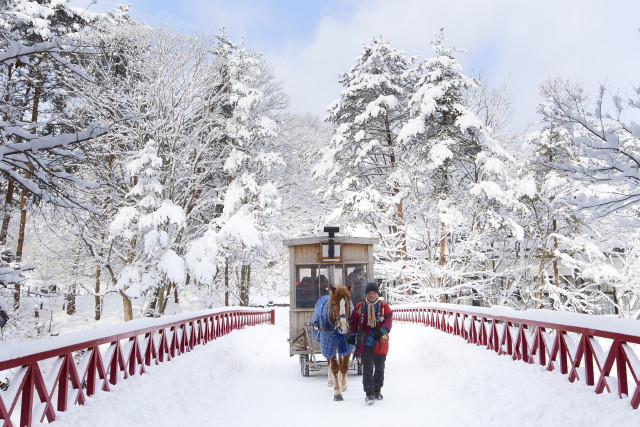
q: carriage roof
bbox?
[283,236,378,247]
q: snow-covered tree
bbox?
[532,77,640,315]
[110,141,186,318]
[0,0,107,311]
[501,126,613,313]
[208,30,285,306]
[393,29,519,304]
[538,78,640,219]
[316,36,417,281]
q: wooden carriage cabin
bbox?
[284,227,378,356]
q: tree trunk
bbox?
[537,256,546,309]
[385,121,407,263]
[156,285,168,316]
[145,287,159,317]
[1,64,14,247]
[239,264,250,306]
[120,239,136,321]
[94,266,101,321]
[120,290,133,322]
[13,181,28,309]
[159,283,174,315]
[396,200,407,261]
[66,283,76,315]
[0,178,14,246]
[14,76,41,309]
[553,218,559,287]
[16,182,28,262]
[225,257,230,306]
[439,222,446,303]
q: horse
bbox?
[313,283,354,401]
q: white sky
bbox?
[69,0,640,130]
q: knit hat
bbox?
[365,282,379,294]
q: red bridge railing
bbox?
[394,304,640,410]
[0,307,275,427]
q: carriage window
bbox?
[345,264,367,282]
[319,264,343,289]
[295,266,316,309]
[345,264,368,303]
[322,243,341,259]
[294,264,343,309]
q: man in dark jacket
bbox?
[348,282,392,404]
[347,267,367,304]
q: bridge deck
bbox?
[52,308,637,426]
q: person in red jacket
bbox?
[348,282,392,404]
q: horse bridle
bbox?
[329,298,350,325]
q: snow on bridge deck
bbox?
[53,308,637,426]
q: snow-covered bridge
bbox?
[1,307,639,426]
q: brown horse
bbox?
[326,283,353,401]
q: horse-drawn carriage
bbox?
[284,228,378,377]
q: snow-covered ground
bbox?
[49,307,638,426]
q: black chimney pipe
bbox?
[323,226,339,258]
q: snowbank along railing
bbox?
[0,307,275,427]
[394,304,640,410]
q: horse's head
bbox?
[329,283,353,334]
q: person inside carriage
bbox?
[315,274,330,298]
[296,276,316,308]
[347,267,367,304]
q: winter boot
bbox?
[374,385,383,401]
[365,387,376,405]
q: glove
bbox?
[373,328,387,340]
[346,334,356,345]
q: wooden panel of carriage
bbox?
[284,236,378,361]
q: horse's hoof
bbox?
[328,381,334,387]
[334,394,344,401]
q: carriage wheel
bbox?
[299,354,310,376]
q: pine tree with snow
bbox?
[317,36,417,281]
[395,29,520,304]
[209,30,284,306]
[110,141,186,318]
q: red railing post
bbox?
[550,329,570,374]
[478,317,488,347]
[20,364,35,427]
[532,327,547,367]
[489,321,500,353]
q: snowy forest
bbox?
[1,0,640,347]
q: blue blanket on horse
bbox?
[312,295,355,358]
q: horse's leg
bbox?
[327,357,334,387]
[336,356,343,393]
[330,358,343,401]
[339,355,349,392]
